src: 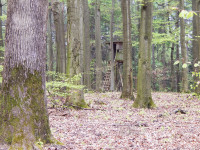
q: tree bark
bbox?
[133,0,155,108]
[171,43,176,91]
[48,2,54,80]
[83,0,91,90]
[192,0,199,64]
[120,0,134,100]
[180,0,188,92]
[110,0,115,91]
[67,0,87,107]
[0,0,4,64]
[95,0,102,92]
[52,0,66,73]
[0,0,51,148]
[176,11,181,92]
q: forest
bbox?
[0,0,200,149]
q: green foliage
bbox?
[182,63,188,69]
[0,65,3,84]
[0,14,7,21]
[46,71,84,107]
[179,10,197,19]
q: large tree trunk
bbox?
[120,0,134,100]
[0,0,51,149]
[133,0,155,108]
[180,0,188,92]
[95,0,102,92]
[67,0,87,107]
[110,0,115,91]
[83,0,91,90]
[52,0,66,73]
[48,2,54,80]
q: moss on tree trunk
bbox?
[66,0,87,108]
[0,0,52,148]
[133,0,155,108]
[0,66,51,149]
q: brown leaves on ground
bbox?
[46,92,200,149]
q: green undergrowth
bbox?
[46,71,88,109]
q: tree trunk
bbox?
[83,0,91,90]
[48,2,54,80]
[180,0,188,92]
[0,0,51,148]
[192,0,199,64]
[67,0,87,107]
[133,0,155,108]
[171,43,176,91]
[152,44,156,90]
[176,11,181,92]
[52,0,66,73]
[120,0,134,100]
[95,0,102,92]
[0,0,4,64]
[110,0,115,91]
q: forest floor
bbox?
[44,92,200,150]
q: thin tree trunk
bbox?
[48,2,54,80]
[0,0,51,148]
[180,0,188,92]
[52,0,66,73]
[133,0,155,108]
[192,0,199,64]
[152,44,156,90]
[0,0,4,64]
[171,43,176,91]
[83,0,91,89]
[176,11,181,92]
[121,0,134,100]
[67,0,87,107]
[95,0,102,92]
[110,0,115,91]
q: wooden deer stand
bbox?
[103,41,123,91]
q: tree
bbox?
[0,0,51,149]
[110,0,115,91]
[95,0,102,92]
[133,0,155,108]
[192,0,199,63]
[0,0,4,64]
[180,0,188,92]
[176,11,181,92]
[83,0,91,89]
[48,2,54,80]
[120,0,134,100]
[67,0,87,107]
[52,0,66,73]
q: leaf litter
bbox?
[44,92,200,149]
[1,92,200,150]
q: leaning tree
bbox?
[0,0,51,149]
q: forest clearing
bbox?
[46,93,200,149]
